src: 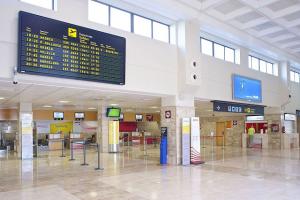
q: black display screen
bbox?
[18,11,126,85]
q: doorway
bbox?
[216,122,225,146]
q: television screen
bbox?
[232,74,262,103]
[54,112,64,120]
[106,108,121,117]
[75,112,85,119]
[136,114,143,121]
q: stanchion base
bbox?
[69,158,75,161]
[95,167,104,170]
[81,163,89,166]
[60,155,66,157]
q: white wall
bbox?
[0,0,178,96]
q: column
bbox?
[97,102,109,153]
[160,95,195,165]
[18,102,33,159]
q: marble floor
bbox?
[0,145,300,200]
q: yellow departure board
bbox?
[18,11,126,85]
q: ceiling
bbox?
[124,0,300,65]
[0,80,161,112]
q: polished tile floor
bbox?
[0,144,300,200]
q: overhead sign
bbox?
[18,11,126,85]
[212,101,264,115]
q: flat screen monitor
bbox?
[284,113,296,121]
[136,114,143,121]
[106,108,121,117]
[232,74,262,103]
[246,115,264,121]
[54,112,64,120]
[75,112,85,120]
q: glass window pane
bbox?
[248,56,252,68]
[153,22,169,43]
[295,73,300,83]
[88,0,109,25]
[21,0,53,10]
[266,63,273,74]
[214,43,224,60]
[110,7,131,32]
[252,57,259,70]
[260,60,267,73]
[225,47,234,63]
[133,15,152,38]
[273,65,278,76]
[290,71,295,82]
[201,38,213,56]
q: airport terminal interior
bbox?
[1,0,300,199]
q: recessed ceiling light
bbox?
[0,97,5,100]
[110,103,119,106]
[155,110,160,113]
[59,100,70,103]
[88,107,96,110]
[151,106,158,109]
[143,98,151,101]
[43,105,52,108]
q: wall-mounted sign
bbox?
[246,115,264,121]
[165,110,171,119]
[18,11,126,85]
[284,113,296,121]
[212,101,264,115]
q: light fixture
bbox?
[59,100,70,103]
[43,105,52,108]
[155,111,160,113]
[150,106,158,109]
[88,107,96,110]
[0,97,5,100]
[143,98,151,101]
[110,103,119,106]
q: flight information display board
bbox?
[18,11,126,85]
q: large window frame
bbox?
[290,70,300,83]
[248,55,277,76]
[88,0,170,43]
[20,0,56,10]
[200,37,236,64]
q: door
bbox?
[216,122,225,146]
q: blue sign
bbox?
[232,74,262,103]
[213,101,264,115]
[18,11,126,85]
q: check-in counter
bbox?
[281,133,299,149]
[48,133,63,150]
[242,133,268,149]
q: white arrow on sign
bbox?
[216,106,220,110]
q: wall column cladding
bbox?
[160,95,195,165]
[97,102,109,153]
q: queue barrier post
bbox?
[81,141,89,166]
[69,140,75,161]
[95,143,104,171]
[60,139,66,157]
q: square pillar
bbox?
[160,95,195,165]
[97,103,109,153]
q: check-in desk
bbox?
[242,133,268,149]
[281,133,299,149]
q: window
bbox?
[200,37,236,63]
[290,70,300,83]
[88,0,109,25]
[214,43,225,60]
[201,38,213,56]
[248,55,277,76]
[110,7,131,32]
[134,15,152,38]
[21,0,55,10]
[88,1,170,43]
[225,47,234,63]
[153,22,169,43]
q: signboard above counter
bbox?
[18,11,126,85]
[212,100,265,115]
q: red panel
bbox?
[119,122,137,132]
